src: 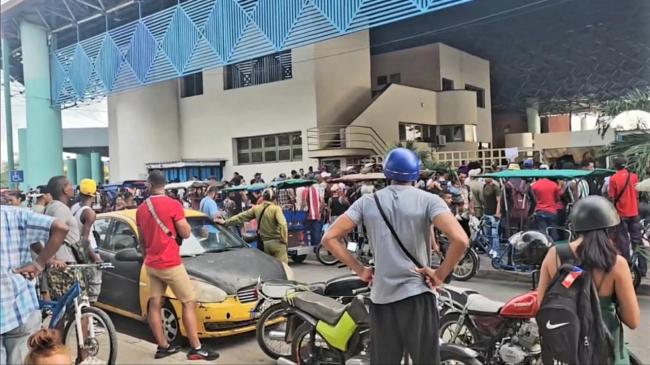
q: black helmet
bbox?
[570,196,620,232]
[510,231,553,265]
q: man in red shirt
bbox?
[531,177,560,240]
[608,156,644,275]
[136,171,219,360]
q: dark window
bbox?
[181,72,203,98]
[377,75,387,85]
[235,132,303,165]
[94,219,112,251]
[389,73,401,83]
[111,221,138,251]
[224,50,292,90]
[465,84,485,108]
[442,78,454,91]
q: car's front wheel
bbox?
[162,301,184,347]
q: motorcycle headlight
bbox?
[282,262,295,280]
[191,279,228,303]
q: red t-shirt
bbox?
[608,169,639,218]
[136,195,185,269]
[531,178,560,214]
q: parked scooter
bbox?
[630,219,649,290]
[255,275,367,360]
[316,231,372,267]
[276,289,481,365]
[437,274,541,365]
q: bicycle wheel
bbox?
[63,306,118,365]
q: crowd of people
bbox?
[0,150,645,364]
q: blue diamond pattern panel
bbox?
[50,0,471,106]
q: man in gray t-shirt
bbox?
[322,148,468,364]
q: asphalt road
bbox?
[111,257,650,364]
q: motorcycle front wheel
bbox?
[256,303,292,359]
[291,323,344,365]
[631,263,641,290]
[439,313,479,348]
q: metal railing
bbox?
[306,125,390,157]
[432,147,542,168]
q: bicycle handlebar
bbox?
[64,262,114,270]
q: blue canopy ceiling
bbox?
[44,0,472,106]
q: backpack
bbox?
[536,244,618,365]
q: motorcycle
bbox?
[630,218,650,290]
[317,231,372,267]
[437,276,541,365]
[255,275,368,360]
[436,231,481,282]
[277,289,482,365]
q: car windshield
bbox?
[179,217,246,256]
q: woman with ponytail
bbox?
[24,329,71,365]
[538,196,640,364]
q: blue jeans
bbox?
[305,220,322,247]
[484,215,500,252]
[535,211,558,241]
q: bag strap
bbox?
[257,204,271,235]
[373,193,424,269]
[145,197,173,238]
[555,244,576,268]
[613,172,631,206]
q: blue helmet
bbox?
[523,159,534,169]
[384,148,420,182]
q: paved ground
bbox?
[113,257,650,364]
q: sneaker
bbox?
[154,344,180,359]
[187,346,220,361]
[489,250,498,258]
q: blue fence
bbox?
[51,0,471,106]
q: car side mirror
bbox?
[115,248,143,262]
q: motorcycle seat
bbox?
[292,291,347,326]
[465,293,504,315]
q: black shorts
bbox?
[370,292,439,365]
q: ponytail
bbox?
[575,229,617,272]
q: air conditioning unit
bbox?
[436,135,447,146]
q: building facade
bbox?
[107,32,492,182]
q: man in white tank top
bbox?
[71,179,103,303]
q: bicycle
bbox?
[40,262,118,365]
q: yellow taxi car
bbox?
[93,209,294,345]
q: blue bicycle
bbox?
[40,263,117,365]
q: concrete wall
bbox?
[370,43,492,143]
[534,129,616,149]
[107,80,180,181]
[436,90,479,125]
[436,43,492,144]
[314,31,371,126]
[505,132,534,148]
[492,112,527,148]
[349,85,437,148]
[371,44,439,91]
[178,46,319,180]
[346,85,480,152]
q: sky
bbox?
[0,73,108,164]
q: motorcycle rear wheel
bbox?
[452,249,479,282]
[291,323,344,365]
[316,244,339,266]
